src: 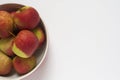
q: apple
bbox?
[33,27,45,46]
[12,30,39,58]
[0,11,13,38]
[0,51,12,75]
[0,37,14,57]
[13,56,36,75]
[12,6,40,30]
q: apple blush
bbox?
[13,56,36,75]
[12,30,39,58]
[12,6,40,30]
[0,11,13,38]
[0,37,15,57]
[0,51,12,75]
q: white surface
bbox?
[1,0,120,80]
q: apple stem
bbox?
[9,31,15,37]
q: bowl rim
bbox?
[0,3,49,80]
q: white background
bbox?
[1,0,120,80]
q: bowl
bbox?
[0,3,48,80]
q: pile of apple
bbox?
[0,6,45,75]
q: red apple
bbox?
[33,27,45,46]
[0,37,14,57]
[13,56,36,75]
[0,11,13,38]
[0,51,12,75]
[12,6,40,30]
[12,30,39,58]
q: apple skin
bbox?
[33,27,45,46]
[12,6,40,30]
[0,37,14,57]
[0,51,12,75]
[12,30,39,58]
[13,56,36,75]
[0,11,13,38]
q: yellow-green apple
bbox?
[13,56,36,75]
[33,27,45,46]
[12,30,39,58]
[0,51,12,75]
[0,37,14,57]
[12,6,40,30]
[0,11,13,38]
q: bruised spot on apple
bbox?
[33,27,45,46]
[0,51,12,75]
[12,6,40,30]
[13,56,36,75]
[0,11,13,38]
[12,30,39,58]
